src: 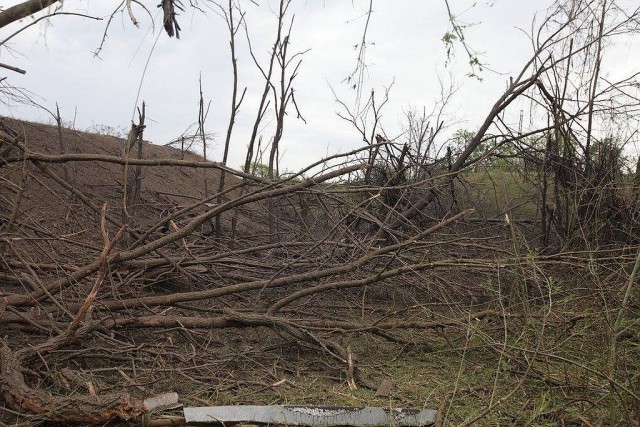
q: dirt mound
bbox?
[1,117,269,263]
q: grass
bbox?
[457,168,539,219]
[161,290,637,426]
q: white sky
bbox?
[2,0,637,172]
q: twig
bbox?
[0,62,26,74]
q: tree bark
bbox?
[0,343,145,424]
[0,0,60,29]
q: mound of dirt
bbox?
[0,117,269,265]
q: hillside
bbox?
[0,117,271,255]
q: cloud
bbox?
[3,0,637,171]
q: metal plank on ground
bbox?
[183,405,437,426]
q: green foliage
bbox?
[279,172,304,184]
[441,0,486,79]
[451,128,519,169]
[441,31,458,44]
[451,128,475,155]
[248,162,270,178]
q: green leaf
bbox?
[441,32,457,43]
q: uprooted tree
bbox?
[1,0,639,425]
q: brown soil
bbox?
[1,117,268,255]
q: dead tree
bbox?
[122,103,146,228]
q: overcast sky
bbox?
[2,0,637,172]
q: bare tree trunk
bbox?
[633,155,640,211]
[267,30,296,241]
[216,0,245,236]
[122,103,146,231]
[584,0,607,179]
[198,77,209,198]
[54,103,68,182]
[242,0,289,174]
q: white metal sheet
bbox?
[184,405,436,426]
